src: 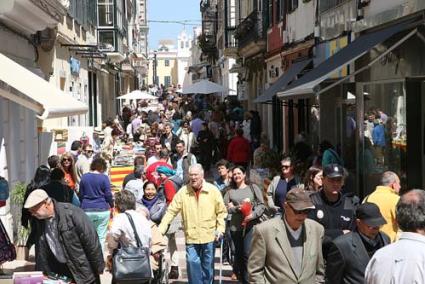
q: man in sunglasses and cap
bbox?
[249,186,325,283]
[24,189,104,284]
[325,203,390,283]
[308,163,360,258]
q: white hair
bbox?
[189,163,204,176]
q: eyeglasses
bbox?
[289,204,311,215]
[62,158,71,162]
[281,165,291,169]
[86,150,94,153]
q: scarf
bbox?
[142,195,159,210]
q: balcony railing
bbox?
[225,27,238,48]
[235,10,265,49]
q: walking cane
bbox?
[218,237,223,284]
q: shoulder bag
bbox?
[249,184,271,223]
[112,212,152,283]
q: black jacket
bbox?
[308,190,360,258]
[325,231,390,284]
[34,201,104,284]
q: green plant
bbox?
[10,182,29,246]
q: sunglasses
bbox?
[62,158,72,162]
[289,204,311,215]
[86,150,94,153]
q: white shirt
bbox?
[106,210,152,256]
[365,232,425,284]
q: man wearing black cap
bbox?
[308,163,360,258]
[249,186,325,283]
[325,203,390,284]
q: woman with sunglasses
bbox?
[59,153,77,191]
[266,156,301,215]
[223,165,265,284]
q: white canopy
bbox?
[181,79,227,94]
[0,53,88,119]
[117,90,157,100]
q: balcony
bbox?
[198,33,218,62]
[224,27,238,58]
[235,10,266,57]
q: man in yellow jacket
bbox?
[159,163,227,283]
[364,171,400,242]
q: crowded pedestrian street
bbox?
[1,0,425,284]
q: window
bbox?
[319,0,347,13]
[287,0,298,12]
[97,0,114,27]
[268,0,273,27]
[164,76,171,87]
[361,82,407,195]
[98,30,115,50]
[279,0,285,20]
[181,41,184,49]
[275,0,280,23]
[186,41,189,48]
[164,60,170,67]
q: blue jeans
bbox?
[186,242,215,284]
[85,210,110,250]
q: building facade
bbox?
[206,0,425,197]
[148,41,178,87]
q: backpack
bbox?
[0,178,9,201]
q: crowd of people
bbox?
[1,85,424,284]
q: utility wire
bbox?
[148,20,202,26]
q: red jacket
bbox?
[227,136,251,164]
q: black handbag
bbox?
[0,218,16,264]
[112,212,152,284]
[249,184,271,223]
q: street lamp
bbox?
[152,50,158,86]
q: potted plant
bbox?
[10,182,29,260]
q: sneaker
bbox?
[168,266,179,279]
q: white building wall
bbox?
[286,0,316,43]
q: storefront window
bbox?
[361,81,406,195]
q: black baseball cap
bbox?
[356,203,387,227]
[323,164,345,178]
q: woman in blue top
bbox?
[79,157,113,249]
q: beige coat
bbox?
[248,217,325,284]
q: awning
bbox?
[254,59,312,103]
[278,19,415,98]
[0,53,88,119]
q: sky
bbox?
[148,0,202,50]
